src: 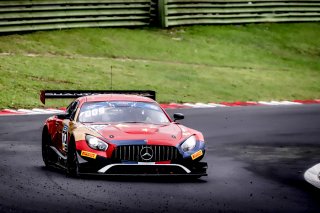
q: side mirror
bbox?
[173,113,184,122]
[56,113,70,120]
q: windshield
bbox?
[78,101,170,124]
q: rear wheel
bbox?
[66,139,79,178]
[42,128,52,167]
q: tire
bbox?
[42,128,52,167]
[66,139,79,178]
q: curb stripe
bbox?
[0,109,24,115]
[32,108,57,113]
[1,99,319,116]
[208,103,228,107]
[294,100,320,104]
[194,103,216,108]
[17,109,42,114]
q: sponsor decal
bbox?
[191,150,203,160]
[62,125,68,152]
[81,150,97,159]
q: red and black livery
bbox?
[41,90,207,178]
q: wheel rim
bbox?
[67,143,79,176]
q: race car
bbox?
[41,90,207,177]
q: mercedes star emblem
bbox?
[140,147,153,161]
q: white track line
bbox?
[258,101,303,106]
[270,101,284,105]
[34,108,64,113]
[46,108,65,113]
[17,109,42,114]
[183,103,201,108]
[258,101,281,105]
[32,108,58,114]
[279,101,302,105]
[304,163,320,189]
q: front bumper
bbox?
[97,162,207,176]
[75,139,207,177]
[77,152,207,176]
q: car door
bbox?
[52,101,79,155]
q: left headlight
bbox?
[85,135,108,151]
[181,135,197,152]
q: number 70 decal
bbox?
[62,125,68,152]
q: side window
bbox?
[66,101,79,120]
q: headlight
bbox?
[85,135,108,151]
[181,135,197,152]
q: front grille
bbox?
[112,145,180,162]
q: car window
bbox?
[78,101,170,124]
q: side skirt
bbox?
[49,146,67,170]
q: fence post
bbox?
[158,0,168,28]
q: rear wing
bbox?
[40,90,156,104]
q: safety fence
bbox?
[159,0,320,27]
[0,0,151,33]
[0,0,319,32]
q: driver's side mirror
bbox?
[173,113,184,122]
[56,113,70,120]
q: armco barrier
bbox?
[158,0,320,27]
[0,0,151,33]
[0,0,319,32]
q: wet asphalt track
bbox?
[0,105,320,213]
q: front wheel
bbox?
[66,139,79,178]
[42,128,52,167]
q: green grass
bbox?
[0,23,319,108]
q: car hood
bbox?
[86,123,186,146]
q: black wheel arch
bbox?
[68,134,76,151]
[42,125,49,140]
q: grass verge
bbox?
[0,23,319,108]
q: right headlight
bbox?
[85,135,108,151]
[181,135,197,152]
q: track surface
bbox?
[0,105,319,212]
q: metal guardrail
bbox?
[159,0,320,27]
[0,0,151,33]
[0,0,319,32]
